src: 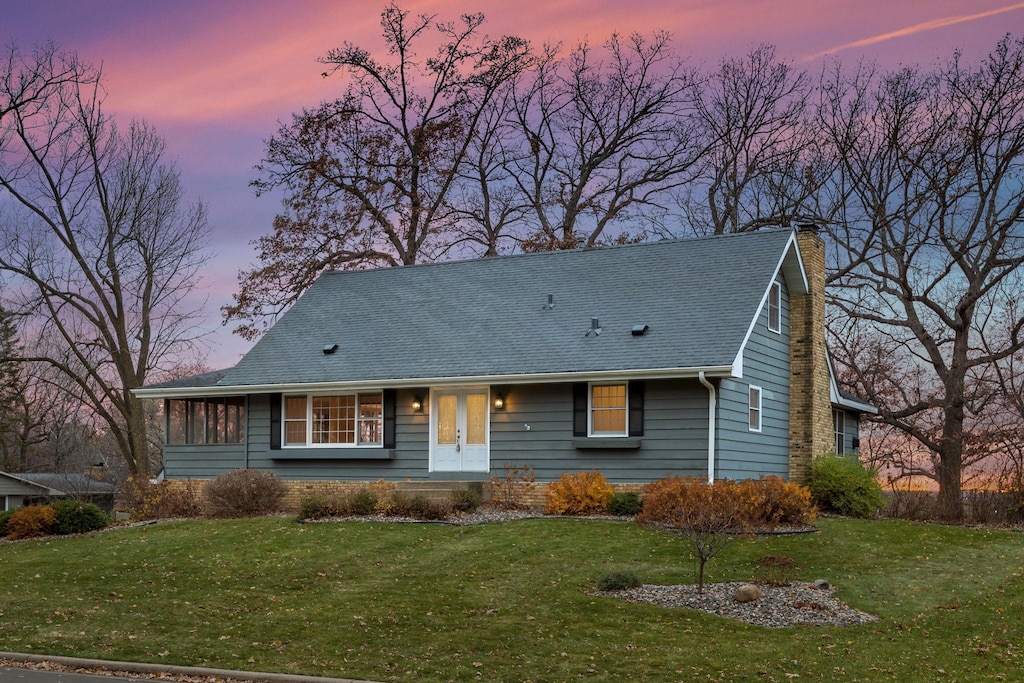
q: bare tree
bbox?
[225,3,532,339]
[506,32,707,250]
[447,90,532,257]
[819,36,1024,518]
[677,44,819,236]
[0,44,209,478]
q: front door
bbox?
[431,387,490,472]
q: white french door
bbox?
[430,387,490,472]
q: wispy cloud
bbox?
[802,1,1024,62]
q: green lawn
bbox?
[0,516,1021,682]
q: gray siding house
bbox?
[136,227,873,492]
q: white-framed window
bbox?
[834,409,846,455]
[748,385,762,432]
[767,280,782,333]
[589,383,628,436]
[284,392,383,447]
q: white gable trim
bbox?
[826,347,878,414]
[730,230,808,377]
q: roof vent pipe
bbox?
[542,294,555,310]
[585,317,602,337]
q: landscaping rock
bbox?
[734,584,761,602]
[812,579,831,590]
[596,581,879,628]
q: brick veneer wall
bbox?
[788,226,834,483]
[166,478,649,513]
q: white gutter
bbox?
[133,365,736,400]
[698,371,717,483]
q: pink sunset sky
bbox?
[4,0,1023,369]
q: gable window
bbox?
[748,385,762,432]
[834,409,846,454]
[590,383,628,436]
[166,398,245,445]
[284,393,383,447]
[767,281,782,333]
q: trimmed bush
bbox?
[119,477,165,521]
[298,494,334,520]
[347,488,378,516]
[597,570,642,591]
[450,488,482,513]
[51,499,110,535]
[808,453,884,518]
[6,504,57,540]
[407,494,450,520]
[544,470,614,515]
[202,469,287,518]
[298,487,380,520]
[607,491,643,516]
[162,481,203,518]
[0,507,18,537]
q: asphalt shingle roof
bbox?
[189,229,800,390]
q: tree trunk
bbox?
[936,410,965,520]
[126,396,151,479]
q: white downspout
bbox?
[698,371,716,483]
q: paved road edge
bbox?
[0,652,380,683]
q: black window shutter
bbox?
[383,389,397,449]
[628,381,645,437]
[269,393,282,450]
[572,383,587,437]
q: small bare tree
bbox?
[637,476,751,592]
[0,44,209,479]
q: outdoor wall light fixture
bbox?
[493,394,506,410]
[411,396,423,413]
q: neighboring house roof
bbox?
[138,229,808,397]
[0,471,61,497]
[15,473,117,495]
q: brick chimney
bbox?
[788,225,833,482]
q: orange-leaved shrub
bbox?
[544,470,614,515]
[735,476,816,527]
[6,504,58,540]
[638,476,746,529]
[638,475,815,530]
[119,477,203,521]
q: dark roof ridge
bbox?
[318,227,796,279]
